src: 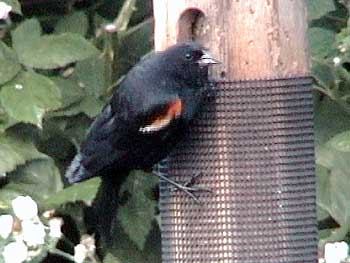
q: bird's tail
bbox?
[66,153,128,247]
[65,153,94,183]
[92,172,128,248]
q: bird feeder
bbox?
[153,1,318,262]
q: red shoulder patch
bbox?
[166,99,182,118]
[139,99,182,133]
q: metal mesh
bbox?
[159,77,318,263]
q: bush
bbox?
[1,0,350,262]
[0,0,159,262]
[309,0,350,246]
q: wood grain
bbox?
[154,2,316,263]
[153,0,310,80]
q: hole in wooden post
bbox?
[177,8,207,43]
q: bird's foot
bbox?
[158,172,213,204]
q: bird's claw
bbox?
[167,172,213,204]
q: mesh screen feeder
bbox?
[153,1,318,262]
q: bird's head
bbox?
[159,42,220,86]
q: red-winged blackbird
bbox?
[65,42,218,245]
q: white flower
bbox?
[0,215,13,239]
[27,248,42,260]
[324,241,349,263]
[11,196,38,221]
[42,209,55,219]
[74,244,88,263]
[21,220,46,246]
[104,23,117,32]
[80,235,96,256]
[2,241,28,263]
[338,45,347,53]
[0,2,12,20]
[48,218,63,238]
[333,57,341,66]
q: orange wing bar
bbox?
[139,99,183,133]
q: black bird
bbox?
[65,42,219,245]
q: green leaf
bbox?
[0,159,63,210]
[0,111,17,133]
[308,27,335,59]
[113,19,153,80]
[311,60,335,89]
[317,206,331,222]
[105,222,161,263]
[315,143,350,242]
[80,97,104,117]
[0,58,21,85]
[51,77,84,109]
[16,33,99,69]
[51,95,104,118]
[0,41,18,61]
[36,119,75,163]
[0,133,44,175]
[306,0,336,21]
[0,105,25,133]
[75,56,105,98]
[317,143,339,170]
[328,131,350,152]
[335,29,350,64]
[0,71,62,127]
[43,178,101,209]
[2,0,22,14]
[316,164,332,217]
[117,171,158,250]
[314,97,350,146]
[314,97,350,240]
[75,96,104,118]
[12,18,42,56]
[329,169,350,227]
[335,65,350,86]
[54,11,88,35]
[63,114,91,145]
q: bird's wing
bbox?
[79,102,130,176]
[138,98,182,133]
[78,93,182,177]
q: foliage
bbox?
[1,0,350,262]
[0,0,155,262]
[308,0,350,245]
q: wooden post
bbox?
[154,1,317,262]
[154,1,310,80]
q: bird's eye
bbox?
[185,53,193,60]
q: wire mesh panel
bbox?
[159,78,318,263]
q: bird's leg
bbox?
[181,171,208,189]
[156,172,213,204]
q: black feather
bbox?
[64,41,216,246]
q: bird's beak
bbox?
[198,51,221,66]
